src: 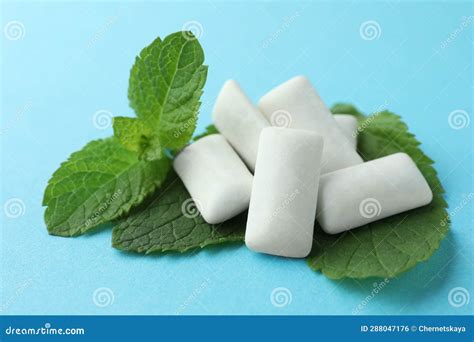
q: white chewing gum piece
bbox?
[212,80,270,171]
[317,152,433,234]
[173,134,253,224]
[334,114,358,149]
[245,127,324,258]
[258,76,363,173]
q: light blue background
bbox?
[1,0,473,315]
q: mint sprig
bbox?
[43,31,207,235]
[115,32,208,160]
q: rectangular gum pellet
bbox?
[245,127,324,258]
[334,114,358,149]
[213,80,270,171]
[317,153,433,234]
[258,76,363,173]
[173,134,253,224]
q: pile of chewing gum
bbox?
[173,76,433,258]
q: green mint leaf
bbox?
[193,124,218,141]
[120,31,207,159]
[43,137,171,237]
[112,172,245,254]
[331,103,366,119]
[113,116,162,160]
[307,104,449,279]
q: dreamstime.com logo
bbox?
[4,20,26,41]
[175,277,212,315]
[85,190,122,227]
[448,109,470,130]
[352,100,388,138]
[352,278,390,315]
[261,11,300,49]
[4,323,85,336]
[93,287,115,308]
[173,116,197,139]
[92,109,113,130]
[0,278,34,314]
[448,287,470,308]
[359,20,382,41]
[439,192,473,228]
[269,188,300,222]
[270,287,292,308]
[182,21,203,40]
[0,99,32,136]
[440,15,474,50]
[3,198,26,218]
[86,15,119,50]
[181,198,203,219]
[359,198,382,219]
[270,110,292,128]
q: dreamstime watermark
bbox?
[182,21,204,40]
[261,11,300,49]
[359,198,382,219]
[270,287,292,308]
[353,115,376,138]
[173,116,198,139]
[92,287,114,307]
[181,198,202,219]
[0,278,33,313]
[448,287,470,308]
[5,323,85,336]
[270,109,292,128]
[0,99,32,136]
[92,109,113,130]
[269,188,300,222]
[3,198,26,218]
[4,20,25,41]
[86,15,119,50]
[352,278,390,315]
[440,16,474,50]
[175,277,212,315]
[85,190,122,227]
[359,20,382,41]
[448,109,470,130]
[440,192,473,228]
[352,100,388,138]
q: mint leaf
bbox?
[193,124,218,141]
[307,104,449,279]
[43,31,207,236]
[43,138,171,236]
[112,172,245,254]
[117,31,208,159]
[113,116,162,160]
[331,103,365,120]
